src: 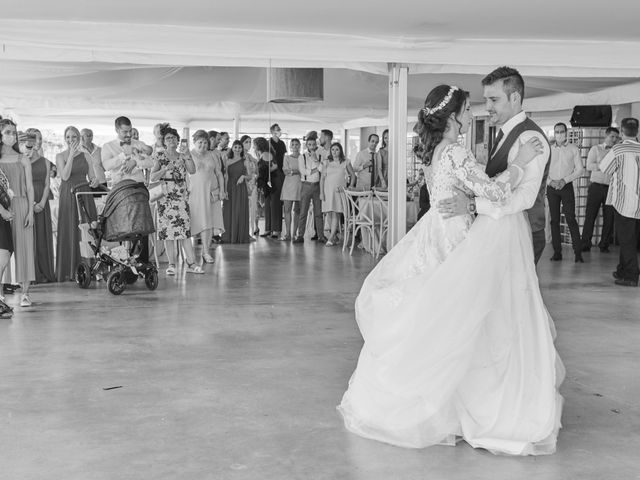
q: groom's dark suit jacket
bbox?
[484,117,551,233]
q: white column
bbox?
[233,116,240,140]
[388,63,409,248]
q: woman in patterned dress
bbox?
[150,126,203,275]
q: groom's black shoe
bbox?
[575,253,585,263]
[613,271,622,280]
[615,278,638,287]
[550,253,563,261]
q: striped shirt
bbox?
[600,139,640,218]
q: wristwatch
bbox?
[467,199,477,215]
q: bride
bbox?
[338,85,564,456]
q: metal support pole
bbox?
[233,116,240,140]
[388,63,409,248]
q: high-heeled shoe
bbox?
[253,228,260,236]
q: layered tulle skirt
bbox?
[338,210,564,455]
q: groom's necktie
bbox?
[489,129,504,158]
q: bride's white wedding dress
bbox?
[338,143,564,456]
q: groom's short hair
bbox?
[482,66,525,102]
[115,116,132,129]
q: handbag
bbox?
[148,181,167,203]
[0,183,11,210]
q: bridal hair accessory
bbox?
[422,86,459,116]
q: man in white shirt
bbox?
[293,138,325,243]
[352,134,380,190]
[600,118,640,287]
[581,126,619,253]
[80,128,107,188]
[437,66,550,265]
[547,122,584,262]
[101,116,153,262]
[101,116,153,185]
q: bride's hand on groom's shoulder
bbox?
[515,137,544,166]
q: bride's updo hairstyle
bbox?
[414,85,468,166]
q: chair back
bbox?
[344,189,374,225]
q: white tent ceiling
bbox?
[2,0,640,133]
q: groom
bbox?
[438,66,551,264]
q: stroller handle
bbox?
[71,182,110,195]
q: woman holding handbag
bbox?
[188,130,225,263]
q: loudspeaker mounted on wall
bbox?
[570,105,612,127]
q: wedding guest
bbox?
[152,122,170,154]
[218,132,230,176]
[280,138,302,241]
[581,126,620,252]
[417,170,431,220]
[150,125,203,275]
[80,128,107,189]
[268,123,286,239]
[547,122,584,262]
[0,120,35,306]
[101,116,153,263]
[378,129,389,188]
[321,142,354,246]
[222,140,251,243]
[26,128,55,283]
[0,163,13,304]
[255,137,274,237]
[294,137,325,243]
[55,126,97,283]
[600,118,640,287]
[318,129,332,162]
[352,134,380,190]
[241,135,260,236]
[131,128,140,141]
[207,130,220,151]
[189,130,225,263]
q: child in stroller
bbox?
[74,180,158,295]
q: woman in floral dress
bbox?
[150,125,203,275]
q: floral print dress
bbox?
[155,151,191,240]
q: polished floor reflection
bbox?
[0,240,638,480]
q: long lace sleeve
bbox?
[445,144,522,202]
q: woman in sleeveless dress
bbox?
[150,125,203,275]
[189,130,225,264]
[280,138,302,241]
[55,126,97,282]
[320,142,354,246]
[222,141,251,244]
[338,85,564,456]
[27,129,55,283]
[0,120,36,306]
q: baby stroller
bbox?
[74,180,158,295]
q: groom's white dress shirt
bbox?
[476,111,550,220]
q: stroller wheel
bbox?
[144,270,159,291]
[76,262,92,289]
[107,270,126,295]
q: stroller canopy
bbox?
[101,180,155,242]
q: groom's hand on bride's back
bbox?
[438,186,474,219]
